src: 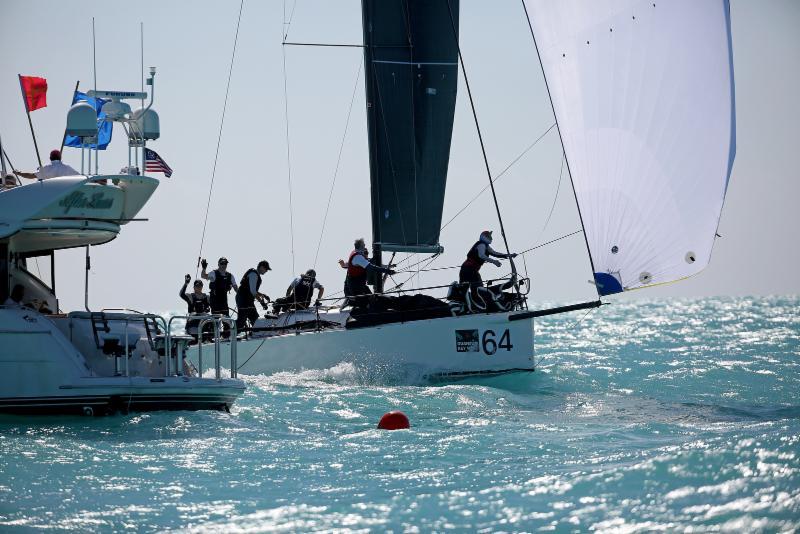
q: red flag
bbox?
[19,75,48,112]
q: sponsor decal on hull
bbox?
[455,329,479,352]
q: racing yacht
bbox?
[189,0,736,381]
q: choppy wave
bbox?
[1,296,798,531]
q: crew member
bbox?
[201,257,238,316]
[14,149,79,180]
[179,274,211,339]
[338,238,394,301]
[273,269,325,314]
[459,230,517,291]
[235,260,271,331]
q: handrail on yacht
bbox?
[94,312,167,377]
[166,314,238,381]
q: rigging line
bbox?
[194,0,245,277]
[520,0,599,297]
[282,42,296,273]
[397,251,441,273]
[519,229,583,255]
[282,0,298,40]
[445,0,517,280]
[313,61,363,270]
[439,121,556,234]
[567,305,596,329]
[539,151,565,235]
[391,121,556,270]
[386,253,441,292]
[397,227,578,275]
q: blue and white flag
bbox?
[144,148,173,178]
[64,91,113,150]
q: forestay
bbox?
[526,0,736,295]
[361,0,459,253]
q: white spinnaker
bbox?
[526,0,735,295]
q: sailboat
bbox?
[188,0,736,380]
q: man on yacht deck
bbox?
[459,230,517,291]
[14,149,79,180]
[201,257,238,319]
[273,269,325,314]
[235,260,271,331]
[338,238,395,301]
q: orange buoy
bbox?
[378,410,410,430]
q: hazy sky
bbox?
[1,0,798,313]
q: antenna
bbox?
[140,22,144,97]
[92,17,99,175]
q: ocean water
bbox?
[1,296,798,532]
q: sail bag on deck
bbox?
[361,0,459,253]
[526,0,736,295]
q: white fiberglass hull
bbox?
[0,376,244,415]
[0,307,244,415]
[188,312,534,381]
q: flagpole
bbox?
[60,81,81,153]
[18,74,43,168]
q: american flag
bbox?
[144,148,173,178]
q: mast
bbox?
[360,0,383,292]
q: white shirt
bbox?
[350,254,370,269]
[208,270,237,287]
[36,160,80,179]
[290,277,323,290]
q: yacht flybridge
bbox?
[0,69,244,415]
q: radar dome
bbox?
[131,107,160,140]
[65,102,98,138]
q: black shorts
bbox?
[459,266,483,287]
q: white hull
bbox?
[0,307,244,415]
[188,312,534,381]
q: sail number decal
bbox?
[455,329,513,355]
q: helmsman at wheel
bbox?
[459,230,517,290]
[338,238,395,300]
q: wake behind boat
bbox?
[188,0,735,381]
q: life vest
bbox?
[209,269,233,311]
[462,240,486,271]
[237,268,262,303]
[347,250,367,281]
[187,292,210,315]
[292,274,316,308]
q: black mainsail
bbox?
[361,0,459,256]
